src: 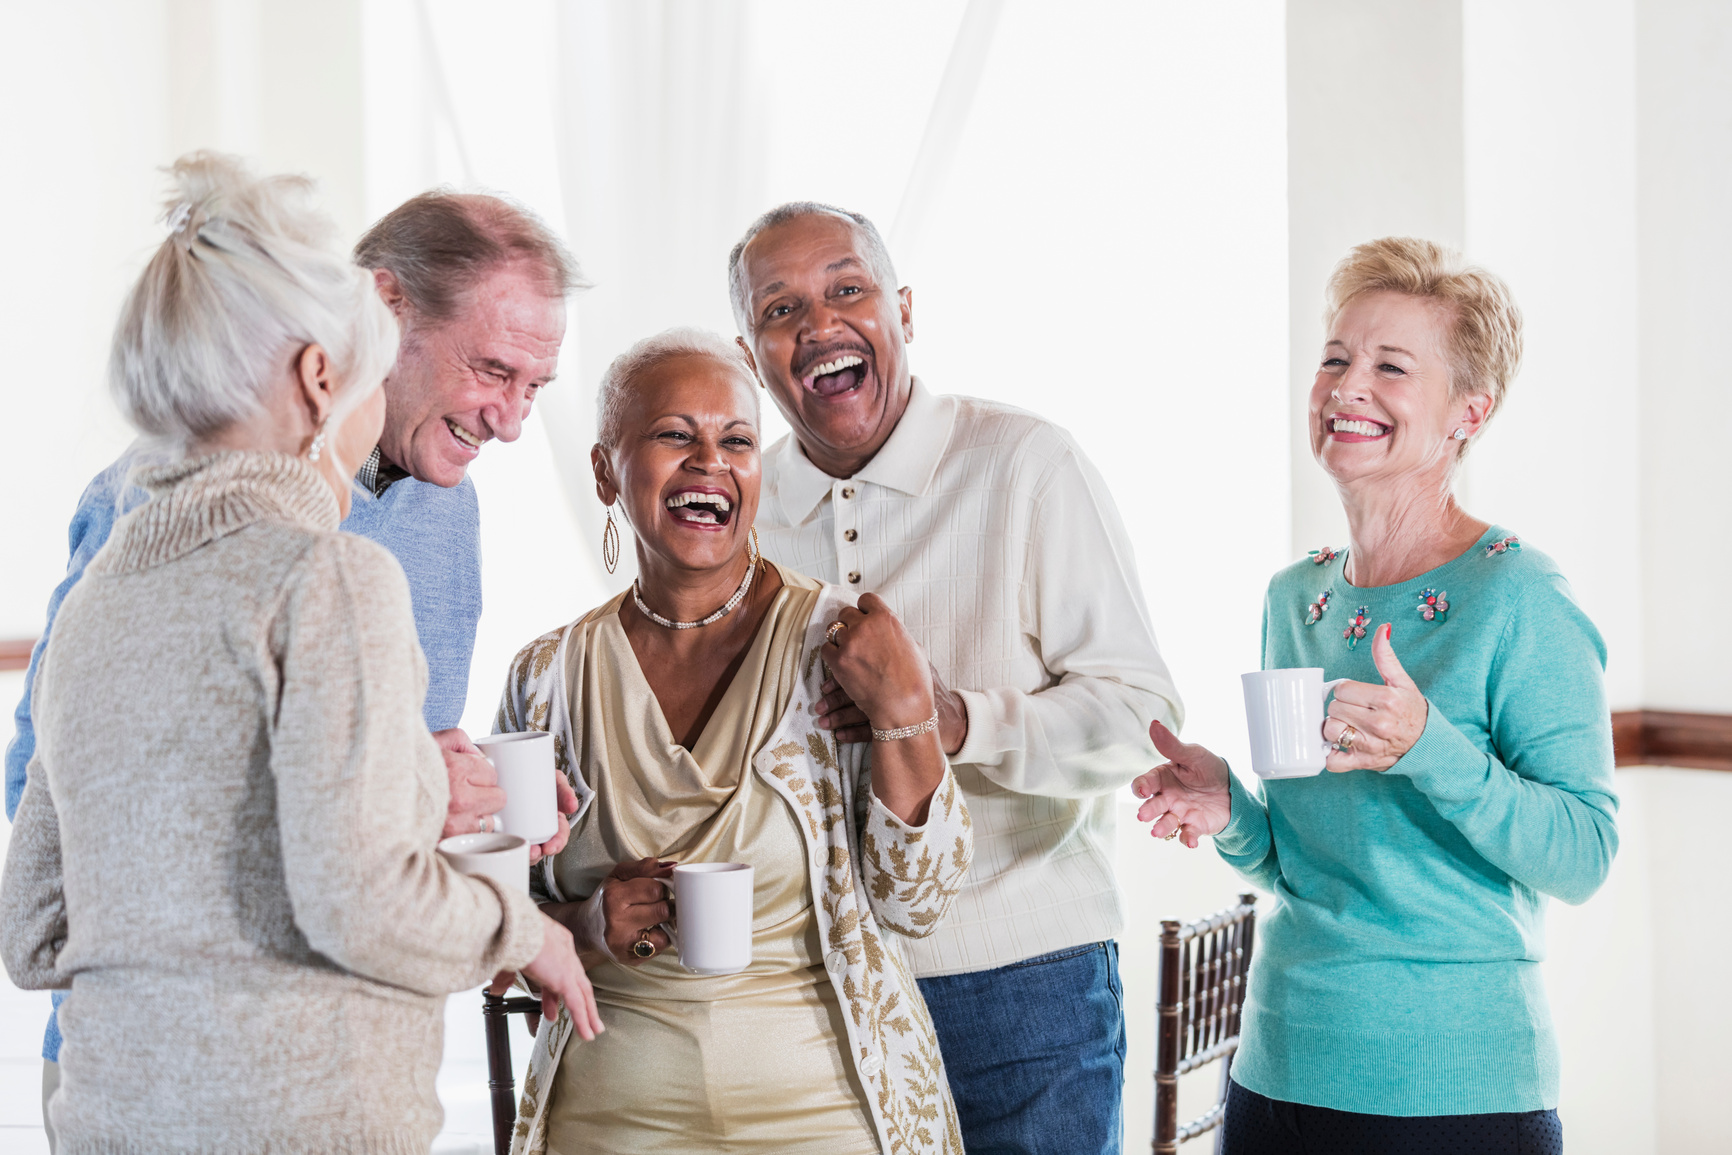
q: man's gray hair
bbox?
[110,151,399,476]
[354,190,587,322]
[596,328,758,448]
[727,201,898,336]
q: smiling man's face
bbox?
[736,212,914,479]
[375,260,567,487]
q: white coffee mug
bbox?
[1241,668,1350,779]
[475,731,558,844]
[438,832,531,895]
[668,863,754,976]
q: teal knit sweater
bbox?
[1214,525,1618,1116]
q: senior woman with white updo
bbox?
[1134,238,1617,1155]
[0,153,601,1153]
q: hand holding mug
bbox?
[436,728,508,840]
[600,857,676,966]
[1323,624,1429,773]
[1132,720,1232,849]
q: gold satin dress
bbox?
[541,567,880,1155]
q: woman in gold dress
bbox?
[495,328,971,1155]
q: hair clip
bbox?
[167,202,194,235]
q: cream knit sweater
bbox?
[0,451,544,1155]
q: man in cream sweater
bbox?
[731,202,1183,1154]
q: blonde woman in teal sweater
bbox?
[1134,238,1617,1155]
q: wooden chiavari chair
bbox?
[482,991,541,1155]
[1154,893,1258,1154]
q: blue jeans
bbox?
[918,941,1126,1155]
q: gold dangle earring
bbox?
[602,507,621,575]
[749,525,762,571]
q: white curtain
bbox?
[546,0,766,588]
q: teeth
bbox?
[665,492,731,511]
[445,418,484,448]
[1331,418,1388,437]
[808,354,864,378]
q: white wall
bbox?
[1286,0,1465,559]
[1462,0,1645,709]
[0,2,169,640]
[1636,0,1732,713]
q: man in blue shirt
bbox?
[6,190,585,1149]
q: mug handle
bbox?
[1320,678,1350,746]
[658,879,681,956]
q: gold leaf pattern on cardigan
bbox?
[499,586,970,1155]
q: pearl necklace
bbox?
[632,536,760,630]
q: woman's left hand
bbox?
[1324,623,1429,772]
[824,593,936,732]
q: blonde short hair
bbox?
[110,152,399,475]
[595,328,758,448]
[1324,237,1523,425]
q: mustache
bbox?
[793,341,872,379]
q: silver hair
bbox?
[109,152,399,478]
[595,328,758,449]
[727,201,898,336]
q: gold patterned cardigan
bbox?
[494,583,972,1155]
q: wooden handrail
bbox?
[1,638,36,672]
[1613,710,1732,772]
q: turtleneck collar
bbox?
[91,450,342,575]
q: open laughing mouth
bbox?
[800,351,869,399]
[1329,415,1391,442]
[445,417,486,452]
[665,489,734,527]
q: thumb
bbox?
[857,591,889,616]
[1371,623,1416,689]
[1149,718,1187,761]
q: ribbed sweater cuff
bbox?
[1214,770,1272,858]
[1385,700,1486,802]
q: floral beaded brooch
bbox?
[1305,589,1332,625]
[1343,606,1370,649]
[1485,536,1521,557]
[1415,588,1450,623]
[1309,546,1338,565]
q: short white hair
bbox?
[110,152,399,474]
[595,327,758,448]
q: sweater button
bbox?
[843,528,857,542]
[859,1053,883,1078]
[847,571,861,584]
[825,950,848,975]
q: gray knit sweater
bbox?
[0,451,544,1154]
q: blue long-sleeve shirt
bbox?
[5,447,483,1061]
[1214,526,1618,1117]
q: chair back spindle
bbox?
[1153,893,1258,1154]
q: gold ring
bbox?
[826,621,847,646]
[1335,724,1358,753]
[632,931,657,959]
[1163,829,1179,842]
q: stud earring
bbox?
[306,421,329,462]
[1452,429,1467,441]
[602,507,620,574]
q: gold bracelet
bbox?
[871,710,940,742]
